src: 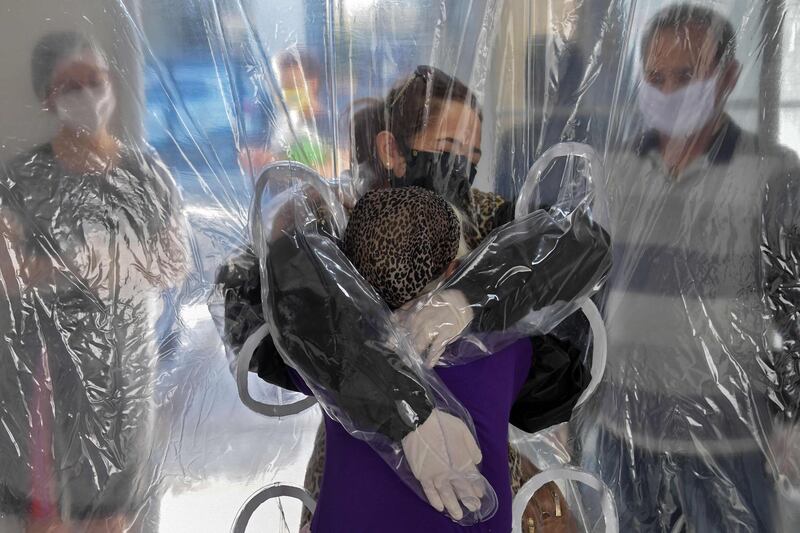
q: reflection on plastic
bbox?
[2,0,799,531]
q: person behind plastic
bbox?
[292,185,536,531]
[577,4,800,531]
[350,65,609,368]
[0,31,188,533]
[219,65,607,531]
[239,49,343,179]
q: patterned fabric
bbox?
[344,187,460,309]
[471,189,510,242]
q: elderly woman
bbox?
[0,32,187,533]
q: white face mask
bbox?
[54,83,116,134]
[637,75,719,138]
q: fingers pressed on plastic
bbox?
[436,479,464,520]
[421,480,445,513]
[451,477,482,512]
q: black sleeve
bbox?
[449,206,612,333]
[266,232,435,442]
[217,233,436,442]
[510,335,590,432]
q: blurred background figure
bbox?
[0,31,187,533]
[577,5,800,532]
[239,48,344,179]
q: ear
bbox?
[376,130,406,177]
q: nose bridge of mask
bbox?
[449,151,477,185]
[434,150,472,180]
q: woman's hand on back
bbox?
[395,289,473,367]
[401,409,489,521]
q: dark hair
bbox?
[275,48,322,83]
[31,31,105,102]
[641,4,736,67]
[351,65,483,182]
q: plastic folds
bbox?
[252,161,498,524]
[4,0,800,531]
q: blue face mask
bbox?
[390,148,478,215]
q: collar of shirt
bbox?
[634,118,742,183]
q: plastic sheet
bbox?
[2,0,800,532]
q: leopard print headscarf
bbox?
[343,187,460,309]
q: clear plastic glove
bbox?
[397,289,473,367]
[401,409,490,521]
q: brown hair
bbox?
[351,65,483,182]
[31,31,106,102]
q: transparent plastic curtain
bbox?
[0,1,799,533]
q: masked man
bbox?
[579,5,800,532]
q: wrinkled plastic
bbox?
[252,161,498,524]
[397,202,611,367]
[0,130,189,521]
[2,0,800,532]
[399,141,612,366]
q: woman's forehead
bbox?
[50,50,108,86]
[428,100,482,143]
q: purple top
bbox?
[303,338,532,532]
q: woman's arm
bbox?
[454,206,612,333]
[218,229,495,521]
[215,248,302,392]
[399,206,611,365]
[265,230,435,441]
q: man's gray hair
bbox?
[641,4,737,66]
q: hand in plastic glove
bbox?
[401,409,488,520]
[397,289,473,367]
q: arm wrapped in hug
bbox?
[455,205,611,332]
[247,162,498,523]
[400,204,611,366]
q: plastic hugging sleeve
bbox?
[397,142,612,367]
[251,161,498,524]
